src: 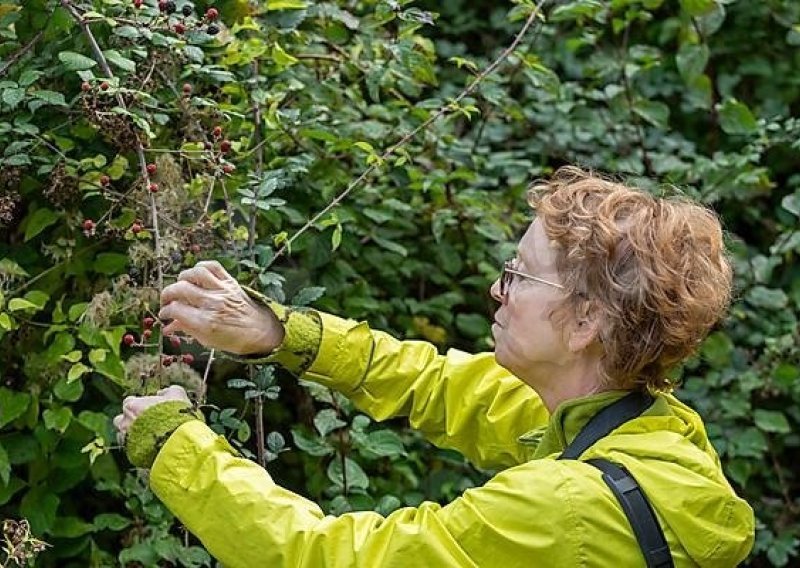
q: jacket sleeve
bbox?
[302,312,549,469]
[149,420,581,568]
[236,287,549,470]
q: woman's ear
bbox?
[567,301,602,353]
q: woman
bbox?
[114,167,754,567]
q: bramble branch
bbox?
[268,0,549,266]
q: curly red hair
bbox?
[528,166,733,391]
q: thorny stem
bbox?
[267,0,549,267]
[62,0,164,351]
[249,58,268,468]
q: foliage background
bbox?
[0,0,798,566]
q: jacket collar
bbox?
[518,390,631,459]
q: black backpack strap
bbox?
[586,459,673,568]
[557,391,675,568]
[558,391,654,460]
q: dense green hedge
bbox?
[0,0,798,566]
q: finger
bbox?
[161,280,209,309]
[158,302,208,338]
[117,431,126,446]
[177,265,225,291]
[163,384,189,401]
[195,260,234,282]
[113,414,124,431]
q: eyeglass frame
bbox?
[499,259,565,298]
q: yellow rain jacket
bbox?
[141,308,755,567]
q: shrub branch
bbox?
[268,0,549,266]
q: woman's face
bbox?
[490,219,574,382]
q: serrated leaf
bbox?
[93,513,131,531]
[33,90,67,106]
[43,407,72,433]
[291,429,334,456]
[266,431,285,452]
[0,388,31,429]
[58,51,97,71]
[292,286,325,306]
[331,224,342,251]
[314,408,346,437]
[746,286,787,310]
[68,362,91,383]
[104,49,136,73]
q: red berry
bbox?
[181,353,194,365]
[174,22,185,34]
[134,0,142,8]
[123,333,135,347]
[99,175,110,186]
[143,316,155,329]
[142,329,152,340]
[220,140,231,153]
[100,81,109,91]
[81,81,92,92]
[82,219,95,231]
[212,125,222,138]
[148,183,159,193]
[191,244,201,253]
[131,222,142,234]
[182,83,192,94]
[222,164,235,174]
[158,0,168,10]
[146,163,157,175]
[162,355,172,367]
[169,335,181,348]
[206,7,219,20]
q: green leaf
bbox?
[456,313,491,339]
[313,409,347,437]
[68,362,91,383]
[23,207,59,241]
[679,0,716,17]
[633,99,670,129]
[292,286,326,306]
[267,0,308,9]
[94,253,129,275]
[291,428,334,457]
[20,487,60,535]
[746,286,788,310]
[43,406,72,433]
[327,456,369,490]
[753,410,792,434]
[104,49,136,73]
[2,87,25,108]
[272,42,299,67]
[718,99,758,135]
[58,51,98,71]
[0,387,31,429]
[331,224,342,251]
[0,442,9,486]
[93,513,131,532]
[18,69,43,87]
[700,331,733,368]
[33,90,67,106]
[360,430,405,459]
[676,43,709,82]
[51,516,94,538]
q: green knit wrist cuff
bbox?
[227,285,323,375]
[125,401,204,469]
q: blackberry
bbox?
[165,1,177,14]
[182,4,192,16]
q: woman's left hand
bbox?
[113,385,190,445]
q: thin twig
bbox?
[268,0,548,266]
[0,23,48,78]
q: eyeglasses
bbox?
[499,259,564,298]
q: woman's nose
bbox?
[489,278,503,303]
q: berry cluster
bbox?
[149,2,221,37]
[123,316,195,367]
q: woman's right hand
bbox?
[159,260,285,356]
